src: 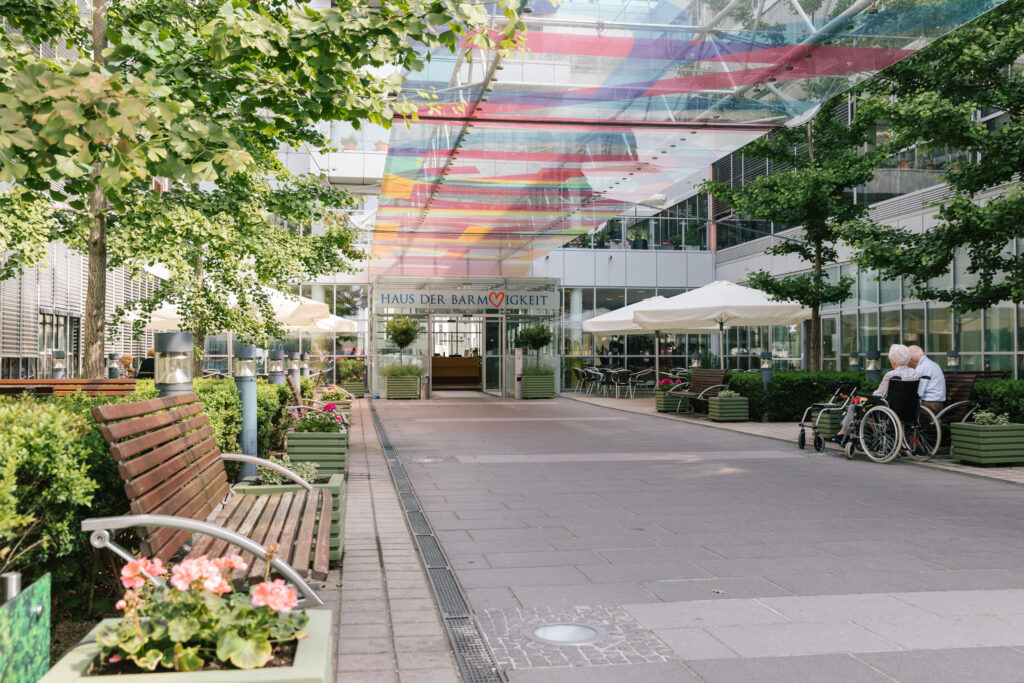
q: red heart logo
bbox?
[488,291,505,308]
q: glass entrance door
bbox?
[483,316,504,396]
[427,314,504,396]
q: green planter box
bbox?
[340,381,364,399]
[709,396,749,422]
[950,423,1024,464]
[384,376,420,399]
[286,431,347,476]
[811,408,843,436]
[41,609,332,682]
[233,474,345,563]
[521,374,556,399]
[655,390,688,413]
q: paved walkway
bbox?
[566,392,1024,487]
[335,403,462,682]
[373,394,1024,682]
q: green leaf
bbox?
[131,648,164,671]
[174,643,204,672]
[168,617,200,643]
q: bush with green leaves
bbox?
[293,406,346,433]
[256,455,319,486]
[722,371,767,420]
[717,389,742,398]
[256,382,292,459]
[322,388,353,402]
[193,379,241,455]
[385,316,420,365]
[522,365,555,376]
[0,398,96,577]
[973,380,1024,424]
[518,325,553,367]
[336,359,365,381]
[299,376,314,399]
[972,410,1012,426]
[382,363,424,377]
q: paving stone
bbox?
[511,582,661,608]
[336,654,399,672]
[506,663,699,681]
[398,668,462,683]
[338,637,394,655]
[706,622,898,658]
[759,593,935,622]
[578,560,713,583]
[890,589,1024,616]
[688,654,892,682]
[855,647,1024,683]
[856,614,1024,650]
[456,566,587,588]
[393,634,451,653]
[395,651,456,669]
[624,599,791,629]
[643,577,793,602]
[339,623,392,639]
[653,628,740,660]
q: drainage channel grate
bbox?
[416,535,447,568]
[368,401,504,683]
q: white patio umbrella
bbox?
[129,288,332,331]
[632,280,811,369]
[583,296,671,379]
[284,314,357,334]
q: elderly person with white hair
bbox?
[834,343,918,442]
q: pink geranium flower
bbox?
[170,556,233,595]
[120,557,167,590]
[251,579,298,612]
[211,555,247,571]
[115,599,127,610]
[323,403,336,412]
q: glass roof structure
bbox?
[372,0,1008,277]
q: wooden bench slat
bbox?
[189,495,255,558]
[124,437,219,500]
[119,425,215,479]
[92,392,194,422]
[112,414,211,462]
[249,492,297,583]
[210,495,268,562]
[291,490,320,578]
[144,478,230,561]
[312,490,332,581]
[236,494,284,582]
[130,444,223,516]
[274,490,306,575]
[101,402,205,443]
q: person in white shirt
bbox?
[908,345,946,415]
[835,344,918,441]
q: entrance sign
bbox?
[378,289,557,312]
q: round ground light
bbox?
[526,623,607,646]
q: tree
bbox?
[518,324,553,367]
[385,316,420,367]
[698,102,887,370]
[840,0,1024,313]
[0,0,525,376]
[110,172,363,373]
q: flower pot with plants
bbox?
[709,389,749,422]
[655,378,687,412]
[950,410,1024,464]
[383,316,422,399]
[287,405,348,475]
[43,555,332,681]
[319,389,352,416]
[333,359,365,398]
[518,325,556,399]
[234,459,344,564]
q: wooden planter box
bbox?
[340,381,364,399]
[384,376,420,399]
[521,374,555,399]
[950,423,1024,464]
[709,396,749,422]
[234,474,344,563]
[41,609,332,682]
[811,408,843,436]
[655,390,688,413]
[286,430,347,476]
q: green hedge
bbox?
[299,376,314,399]
[718,371,879,422]
[257,382,293,458]
[973,379,1024,423]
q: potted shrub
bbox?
[655,378,687,412]
[233,457,344,564]
[384,316,422,399]
[286,405,347,475]
[335,360,365,398]
[709,389,749,422]
[43,555,332,680]
[950,410,1024,464]
[320,388,352,417]
[518,325,556,398]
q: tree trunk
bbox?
[805,121,822,372]
[83,0,108,378]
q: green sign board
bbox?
[0,573,51,683]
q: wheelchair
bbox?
[797,380,859,453]
[839,378,942,463]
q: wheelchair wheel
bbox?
[813,434,824,452]
[797,430,806,450]
[903,406,941,461]
[859,405,903,463]
[844,440,856,459]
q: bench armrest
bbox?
[935,400,979,423]
[664,381,691,396]
[220,454,313,491]
[82,515,323,607]
[696,383,729,399]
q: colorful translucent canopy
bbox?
[372,0,1007,277]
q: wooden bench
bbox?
[83,393,329,606]
[938,370,1011,423]
[0,378,136,396]
[665,369,729,413]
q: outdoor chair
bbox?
[607,368,631,398]
[582,367,604,396]
[570,366,587,392]
[629,368,656,397]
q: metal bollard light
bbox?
[233,344,259,480]
[268,350,286,385]
[154,332,194,397]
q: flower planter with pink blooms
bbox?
[286,405,348,476]
[655,379,687,412]
[42,555,332,681]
